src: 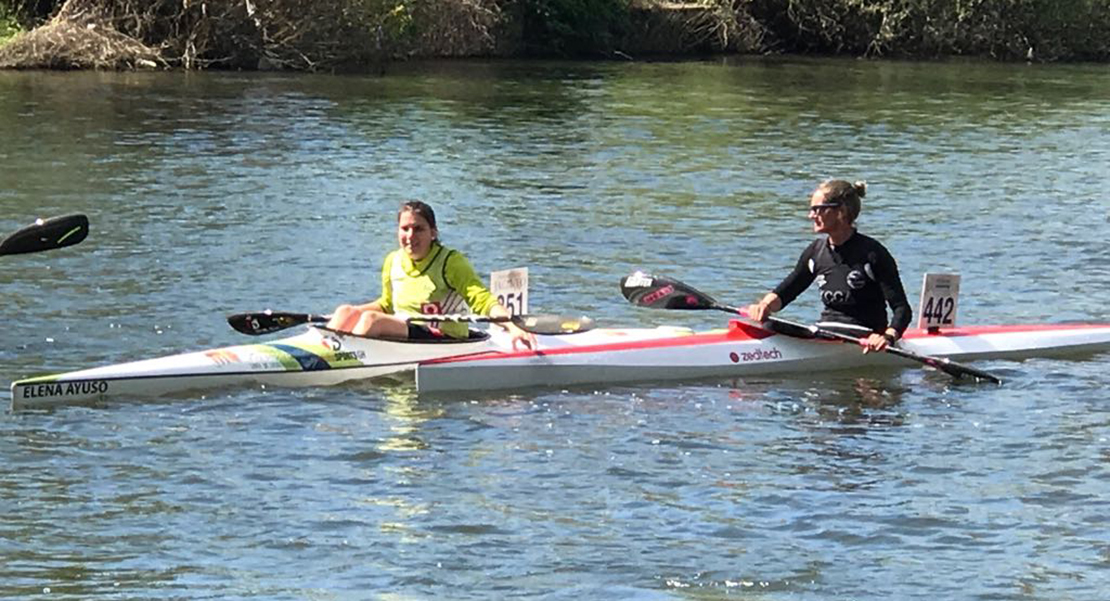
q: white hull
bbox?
[13,321,1110,408]
[9,324,697,410]
[415,321,1110,393]
[11,326,503,409]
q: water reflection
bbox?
[811,377,908,428]
[375,381,438,452]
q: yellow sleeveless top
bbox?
[375,242,497,339]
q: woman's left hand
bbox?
[861,333,890,354]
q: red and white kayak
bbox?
[415,321,1110,393]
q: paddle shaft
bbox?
[754,311,1002,383]
[227,310,593,336]
[714,301,1002,384]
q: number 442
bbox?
[922,296,955,325]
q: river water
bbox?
[2,58,1109,599]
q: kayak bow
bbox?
[10,326,500,409]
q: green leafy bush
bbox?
[1,16,20,47]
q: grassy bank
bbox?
[1,0,1108,70]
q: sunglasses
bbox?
[808,202,842,214]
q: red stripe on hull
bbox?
[902,323,1110,339]
[426,320,776,365]
[425,322,1110,366]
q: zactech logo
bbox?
[729,347,783,363]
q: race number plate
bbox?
[490,268,529,317]
[918,273,960,330]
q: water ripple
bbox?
[2,60,1110,599]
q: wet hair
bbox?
[816,179,867,223]
[398,200,438,239]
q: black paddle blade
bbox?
[227,311,325,335]
[619,272,718,310]
[512,314,596,335]
[0,214,89,256]
[919,355,1003,384]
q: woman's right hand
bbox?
[746,303,769,322]
[746,293,780,323]
[506,323,537,351]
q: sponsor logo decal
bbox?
[624,273,654,288]
[729,347,783,363]
[640,285,674,305]
[329,350,366,362]
[314,337,366,363]
[250,361,287,371]
[205,349,241,365]
[847,269,868,290]
[22,380,109,398]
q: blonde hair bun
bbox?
[852,181,868,198]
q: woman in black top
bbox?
[746,180,912,353]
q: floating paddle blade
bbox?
[511,314,596,335]
[619,272,719,310]
[227,311,327,335]
[0,214,89,256]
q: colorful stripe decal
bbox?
[57,225,83,245]
[266,344,332,371]
[281,339,367,369]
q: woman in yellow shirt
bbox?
[327,201,535,350]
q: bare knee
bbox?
[352,311,382,336]
[327,305,359,331]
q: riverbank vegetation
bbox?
[1,4,23,46]
[1,0,1108,70]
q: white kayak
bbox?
[10,326,506,410]
[8,323,687,410]
[415,320,1110,393]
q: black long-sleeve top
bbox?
[773,231,912,335]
